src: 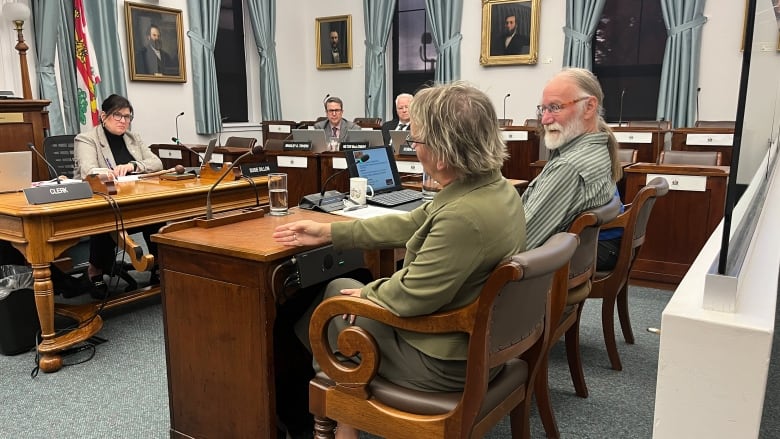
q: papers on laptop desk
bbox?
[332,205,406,219]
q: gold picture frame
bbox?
[480,0,540,66]
[125,2,186,82]
[316,15,352,70]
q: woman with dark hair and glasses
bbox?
[272,81,526,439]
[74,94,164,297]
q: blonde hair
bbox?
[409,81,507,179]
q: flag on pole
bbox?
[74,0,101,133]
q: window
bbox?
[391,0,435,105]
[592,0,666,122]
[215,0,248,123]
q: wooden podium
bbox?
[671,127,735,166]
[501,126,540,181]
[0,99,51,181]
[623,163,729,286]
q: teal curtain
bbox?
[562,0,606,69]
[246,0,282,120]
[363,0,396,119]
[31,0,66,135]
[657,0,707,128]
[186,0,221,134]
[83,0,126,102]
[424,0,463,84]
[57,0,79,134]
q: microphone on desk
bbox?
[618,89,626,127]
[27,142,61,183]
[217,115,230,147]
[171,137,207,163]
[205,143,264,220]
[696,87,701,124]
[365,94,372,115]
[175,111,184,144]
[503,93,511,122]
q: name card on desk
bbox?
[501,131,529,141]
[268,124,291,134]
[276,156,308,168]
[647,173,707,192]
[23,182,93,205]
[240,162,277,177]
[332,157,348,170]
[340,142,368,150]
[158,148,183,159]
[614,132,653,143]
[399,144,416,156]
[686,133,734,146]
[283,141,312,151]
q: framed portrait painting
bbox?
[125,2,186,82]
[316,15,352,70]
[480,0,541,66]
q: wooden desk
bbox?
[265,150,321,206]
[612,126,667,163]
[671,127,735,166]
[0,177,267,372]
[153,209,393,438]
[0,99,51,181]
[501,126,540,181]
[624,163,729,286]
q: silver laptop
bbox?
[389,130,409,153]
[0,151,32,193]
[291,129,329,153]
[346,130,384,147]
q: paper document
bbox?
[332,205,407,219]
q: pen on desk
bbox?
[104,157,114,170]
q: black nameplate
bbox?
[340,142,369,151]
[240,162,278,177]
[399,144,417,156]
[283,141,312,151]
[23,182,93,205]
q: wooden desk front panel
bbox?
[0,99,51,181]
[320,152,350,193]
[671,128,734,166]
[266,151,321,207]
[150,144,199,169]
[624,166,727,285]
[612,128,665,163]
[501,127,540,181]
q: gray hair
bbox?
[556,68,622,182]
[395,93,413,106]
[409,81,507,179]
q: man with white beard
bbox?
[521,68,621,249]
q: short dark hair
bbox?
[323,96,343,110]
[148,24,160,35]
[101,94,133,115]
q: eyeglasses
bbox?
[535,97,589,118]
[404,135,425,150]
[326,108,343,114]
[111,112,134,122]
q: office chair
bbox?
[535,196,621,439]
[223,136,258,150]
[498,118,514,127]
[588,177,669,370]
[694,120,735,129]
[524,118,540,128]
[308,233,579,439]
[617,148,638,163]
[658,150,722,166]
[43,134,77,178]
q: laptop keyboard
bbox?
[369,189,423,207]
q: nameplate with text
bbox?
[399,144,417,156]
[340,142,368,151]
[283,141,312,151]
[23,182,93,205]
[240,162,278,177]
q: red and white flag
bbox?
[74,0,101,133]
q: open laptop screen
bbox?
[344,146,401,193]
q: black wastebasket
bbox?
[0,266,39,355]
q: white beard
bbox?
[543,116,586,150]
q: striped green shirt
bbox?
[522,132,614,249]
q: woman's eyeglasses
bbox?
[111,113,134,122]
[404,135,425,150]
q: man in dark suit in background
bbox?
[322,28,347,64]
[491,14,529,56]
[313,96,360,143]
[381,93,413,145]
[136,23,178,75]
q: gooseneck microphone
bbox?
[322,93,330,104]
[171,137,206,162]
[27,142,61,183]
[217,115,229,147]
[319,168,349,204]
[175,111,184,143]
[696,87,701,124]
[205,143,263,219]
[503,93,511,122]
[618,89,626,127]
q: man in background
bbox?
[313,96,360,143]
[137,23,178,76]
[381,93,413,145]
[521,67,621,249]
[492,14,529,55]
[323,29,347,64]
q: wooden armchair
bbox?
[498,118,514,127]
[308,233,579,439]
[617,148,638,163]
[588,177,669,370]
[658,150,722,166]
[535,196,621,438]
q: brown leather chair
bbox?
[617,148,638,163]
[535,196,622,439]
[524,118,540,128]
[658,150,722,166]
[308,233,579,439]
[353,117,382,129]
[498,118,514,127]
[694,120,735,129]
[223,136,258,150]
[588,177,669,371]
[263,138,285,151]
[627,120,671,130]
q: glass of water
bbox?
[268,173,289,215]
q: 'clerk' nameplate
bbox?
[23,182,93,205]
[283,141,311,151]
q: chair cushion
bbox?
[314,358,528,418]
[566,282,591,306]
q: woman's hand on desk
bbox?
[112,163,135,177]
[272,220,332,247]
